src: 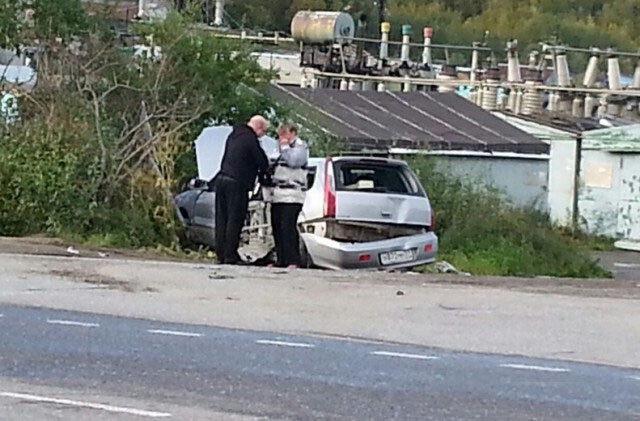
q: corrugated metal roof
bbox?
[494,112,640,152]
[583,124,640,152]
[270,85,549,155]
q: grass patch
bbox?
[408,156,613,278]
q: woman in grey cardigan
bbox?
[264,123,309,268]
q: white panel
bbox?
[547,139,577,226]
[584,162,613,189]
[617,155,640,241]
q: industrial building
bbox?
[270,85,550,210]
[270,10,640,248]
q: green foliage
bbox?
[0,0,89,47]
[0,0,23,49]
[0,8,278,248]
[223,0,640,70]
[30,0,88,40]
[408,156,611,278]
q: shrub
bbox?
[0,9,279,248]
[408,156,611,278]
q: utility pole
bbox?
[377,0,386,33]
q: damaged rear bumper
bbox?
[301,231,438,270]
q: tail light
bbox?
[323,158,336,218]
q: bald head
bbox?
[247,115,269,137]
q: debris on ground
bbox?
[209,272,234,280]
[434,261,471,276]
[66,246,80,256]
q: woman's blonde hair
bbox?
[277,122,298,134]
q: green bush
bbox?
[0,9,279,249]
[408,156,611,278]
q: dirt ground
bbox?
[1,235,639,299]
[0,235,196,262]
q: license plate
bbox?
[380,249,416,266]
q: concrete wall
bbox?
[548,139,577,226]
[578,151,640,241]
[430,154,549,209]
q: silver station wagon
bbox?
[173,127,438,270]
[298,156,438,270]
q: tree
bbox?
[0,0,25,49]
[1,8,280,246]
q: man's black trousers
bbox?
[271,203,303,267]
[214,175,248,264]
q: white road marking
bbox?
[147,329,203,338]
[255,340,315,348]
[46,319,99,328]
[500,363,570,373]
[371,351,440,360]
[614,262,640,268]
[629,376,640,381]
[0,392,171,418]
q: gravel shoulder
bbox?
[1,243,639,369]
[0,236,638,299]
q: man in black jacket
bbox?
[214,115,269,265]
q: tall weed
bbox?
[408,156,611,278]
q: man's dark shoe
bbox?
[225,259,249,266]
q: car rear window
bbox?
[333,160,425,196]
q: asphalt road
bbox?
[0,304,639,420]
[595,251,640,281]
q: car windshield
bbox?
[333,160,425,197]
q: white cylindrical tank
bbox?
[558,96,572,113]
[607,103,622,116]
[633,61,640,89]
[377,82,385,92]
[597,97,607,118]
[507,90,517,111]
[521,81,541,115]
[470,45,479,83]
[572,97,584,117]
[469,90,478,105]
[506,40,522,83]
[422,27,433,66]
[339,79,349,91]
[481,80,498,110]
[348,80,361,91]
[436,73,455,93]
[291,11,355,45]
[379,22,390,60]
[515,90,524,114]
[583,55,599,88]
[584,94,597,118]
[555,53,571,87]
[403,76,411,92]
[214,0,225,26]
[608,56,622,91]
[400,25,412,62]
[475,87,484,107]
[362,80,375,91]
[547,92,556,111]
